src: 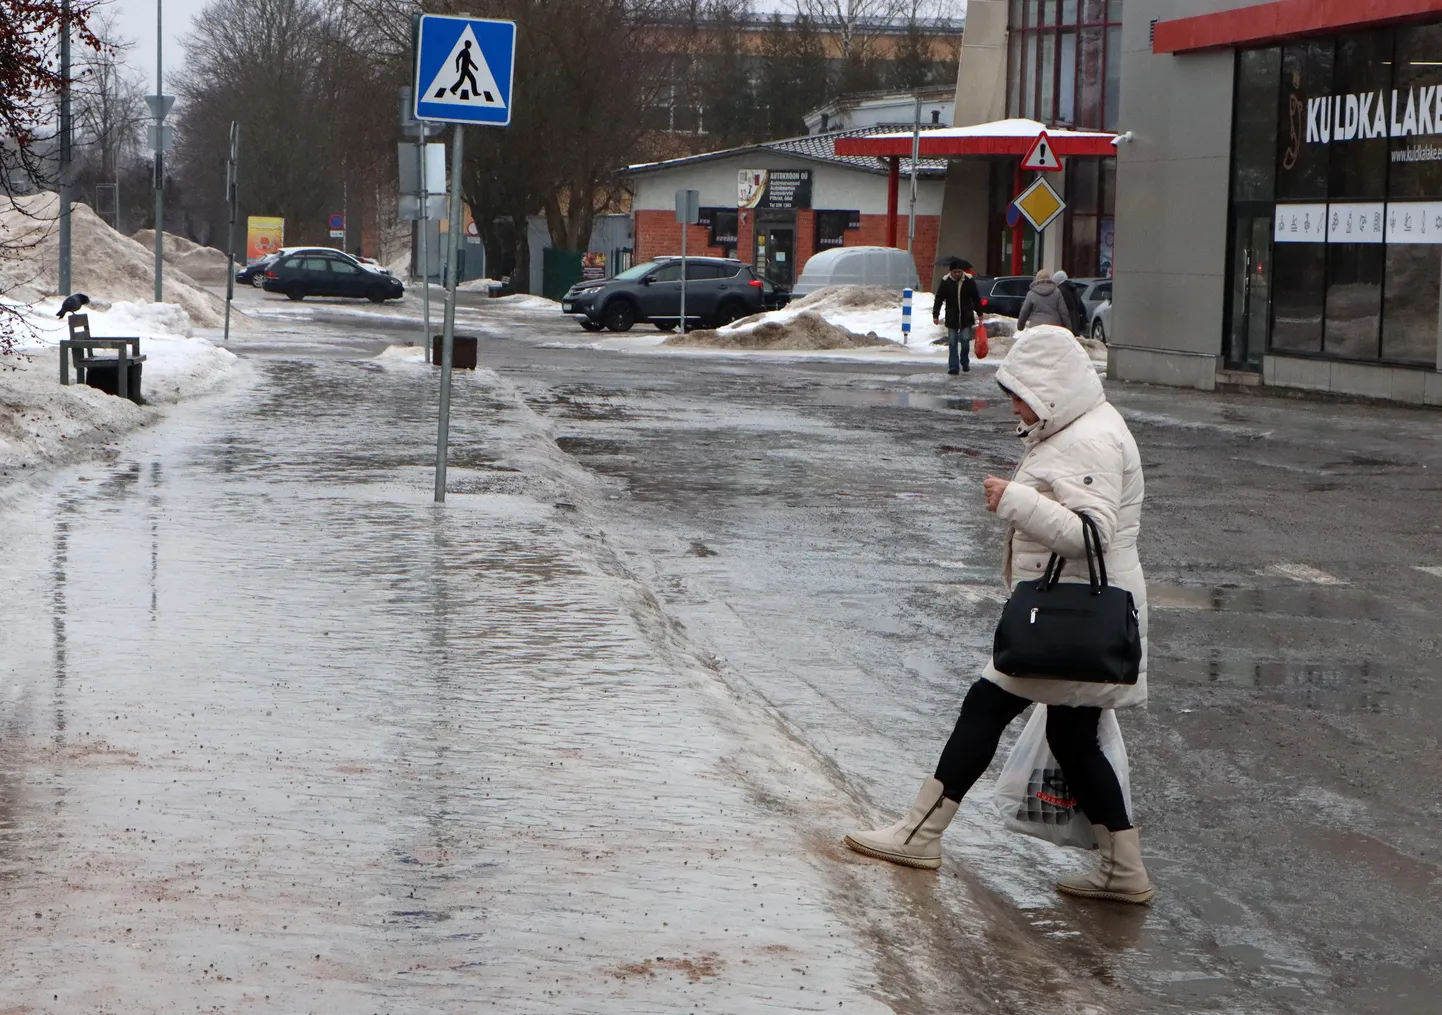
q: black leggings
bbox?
[933,678,1132,832]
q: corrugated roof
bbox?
[622,127,950,179]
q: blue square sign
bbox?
[414,15,516,127]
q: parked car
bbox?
[238,247,388,289]
[261,251,405,302]
[562,257,788,332]
[1065,277,1112,330]
[1091,299,1112,344]
[791,245,918,297]
[970,275,1033,318]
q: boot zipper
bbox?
[903,794,947,845]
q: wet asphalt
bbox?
[3,289,1440,1013]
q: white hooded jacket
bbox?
[982,325,1148,709]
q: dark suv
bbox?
[562,257,788,332]
[261,251,405,303]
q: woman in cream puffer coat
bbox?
[845,325,1153,905]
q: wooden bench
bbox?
[59,314,147,403]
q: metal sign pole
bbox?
[907,95,921,254]
[153,0,164,303]
[58,0,72,296]
[434,124,465,504]
[679,216,687,333]
[222,121,238,343]
[419,143,432,361]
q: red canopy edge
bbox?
[835,134,1117,158]
[1152,0,1442,55]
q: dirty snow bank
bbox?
[132,228,231,282]
[0,194,229,327]
[0,299,239,476]
[667,310,896,351]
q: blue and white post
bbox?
[901,287,913,346]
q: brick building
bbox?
[621,129,947,288]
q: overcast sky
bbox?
[105,0,209,93]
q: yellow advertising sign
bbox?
[246,216,285,260]
[1014,178,1065,232]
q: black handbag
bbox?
[992,513,1142,685]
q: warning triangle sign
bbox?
[1021,131,1063,171]
[421,25,506,109]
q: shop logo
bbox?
[1306,85,1442,144]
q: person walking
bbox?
[843,324,1153,905]
[932,258,985,375]
[1015,270,1070,330]
[1053,270,1087,336]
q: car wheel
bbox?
[654,321,677,332]
[579,320,605,332]
[367,288,387,303]
[602,299,636,333]
[286,285,305,301]
[1092,320,1107,344]
[712,299,746,327]
[250,275,265,288]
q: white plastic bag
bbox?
[993,705,1131,850]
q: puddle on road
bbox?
[1160,654,1403,712]
[816,388,990,413]
[1148,582,1391,621]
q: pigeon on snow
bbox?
[56,292,90,317]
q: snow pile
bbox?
[489,292,558,311]
[667,310,896,351]
[132,228,231,281]
[385,253,412,277]
[0,194,228,327]
[0,298,239,475]
[374,343,427,364]
[711,284,945,347]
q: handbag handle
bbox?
[1037,513,1109,593]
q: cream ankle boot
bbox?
[1056,826,1154,904]
[844,777,959,870]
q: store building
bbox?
[1113,0,1442,402]
[621,129,947,288]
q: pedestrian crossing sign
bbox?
[413,14,516,126]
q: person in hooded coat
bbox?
[844,324,1153,905]
[1016,270,1070,330]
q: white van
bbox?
[791,246,920,297]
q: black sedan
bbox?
[261,252,405,303]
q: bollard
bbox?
[901,287,912,346]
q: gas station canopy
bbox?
[834,118,1118,159]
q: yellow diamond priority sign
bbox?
[1014,177,1066,232]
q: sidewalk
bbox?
[0,354,896,1012]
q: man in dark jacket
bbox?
[1053,271,1087,335]
[933,258,985,374]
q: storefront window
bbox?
[1276,41,1333,200]
[1382,246,1442,363]
[1229,19,1442,368]
[1232,47,1280,201]
[1329,32,1392,199]
[1008,0,1118,130]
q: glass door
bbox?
[1226,211,1272,369]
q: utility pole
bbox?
[907,96,921,255]
[223,121,239,343]
[153,0,164,302]
[58,0,72,296]
[433,125,464,504]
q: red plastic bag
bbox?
[974,324,990,360]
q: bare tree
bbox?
[72,11,148,229]
[1,0,102,349]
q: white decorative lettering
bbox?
[1359,92,1374,138]
[1436,86,1442,136]
[1373,91,1388,139]
[1307,97,1321,144]
[1344,94,1360,140]
[1404,89,1419,136]
[1391,89,1405,137]
[1421,86,1436,135]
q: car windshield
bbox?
[612,263,654,281]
